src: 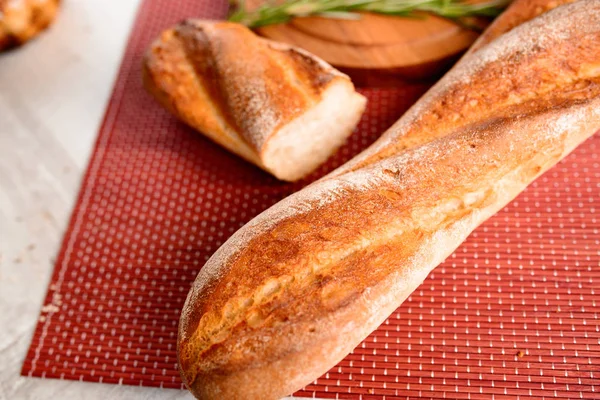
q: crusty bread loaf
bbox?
[468,0,577,53]
[323,0,581,180]
[143,20,366,182]
[0,0,60,50]
[178,1,600,399]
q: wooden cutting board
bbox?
[245,1,489,83]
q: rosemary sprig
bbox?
[228,0,510,29]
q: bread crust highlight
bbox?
[178,1,600,398]
[143,20,366,181]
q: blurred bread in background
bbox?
[0,0,60,50]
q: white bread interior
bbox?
[262,82,367,181]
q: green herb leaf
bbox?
[228,0,510,29]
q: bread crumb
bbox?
[41,209,53,222]
[516,350,525,358]
[41,304,60,313]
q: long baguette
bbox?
[178,1,600,399]
[468,0,577,53]
[324,0,584,180]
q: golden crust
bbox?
[182,99,600,400]
[470,0,578,52]
[143,20,363,180]
[178,1,600,399]
[0,0,60,50]
[325,0,585,179]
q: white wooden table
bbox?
[0,1,194,398]
[0,1,318,398]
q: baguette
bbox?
[178,1,600,399]
[323,0,581,180]
[468,0,577,53]
[0,0,60,50]
[143,20,366,182]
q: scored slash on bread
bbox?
[177,0,600,399]
[323,0,590,180]
[143,20,367,181]
[467,0,579,54]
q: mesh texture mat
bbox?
[22,0,600,398]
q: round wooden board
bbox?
[245,1,488,82]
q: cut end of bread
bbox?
[261,82,367,182]
[143,20,367,182]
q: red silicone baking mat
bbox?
[22,0,599,398]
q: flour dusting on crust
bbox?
[328,0,600,175]
[179,4,600,395]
